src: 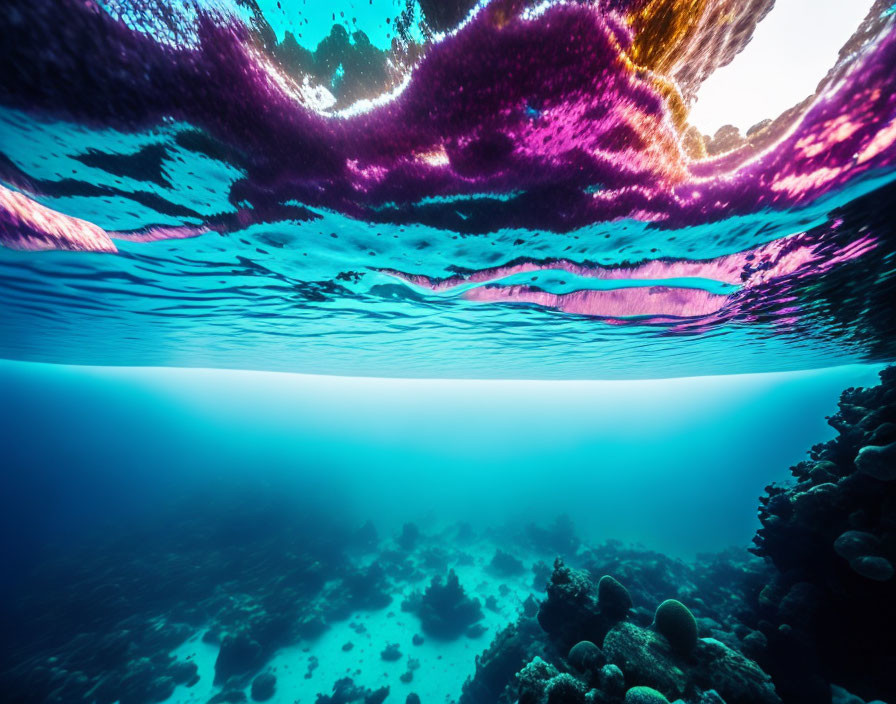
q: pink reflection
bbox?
[114,225,209,243]
[465,284,729,319]
[0,185,117,253]
[383,230,877,321]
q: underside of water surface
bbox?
[2,2,896,704]
[1,0,895,377]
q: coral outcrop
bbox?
[464,556,780,704]
[567,640,605,675]
[653,600,698,656]
[315,677,388,704]
[459,599,549,704]
[403,570,483,639]
[752,366,896,704]
[597,576,632,620]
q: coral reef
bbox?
[536,559,609,652]
[0,493,414,704]
[458,367,896,704]
[490,549,527,576]
[463,554,779,704]
[751,366,896,704]
[459,600,549,704]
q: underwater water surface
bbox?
[1,0,896,377]
[2,1,896,704]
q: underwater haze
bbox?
[1,360,883,562]
[2,2,896,704]
[1,359,893,704]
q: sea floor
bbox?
[158,536,537,704]
[0,491,891,704]
[0,497,589,704]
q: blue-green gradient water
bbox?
[1,360,882,563]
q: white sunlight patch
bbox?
[689,0,875,135]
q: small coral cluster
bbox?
[461,551,780,704]
[530,563,777,704]
[401,569,484,639]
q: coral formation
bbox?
[459,601,549,704]
[490,549,527,575]
[653,599,698,655]
[250,672,275,702]
[598,576,632,620]
[536,559,608,652]
[315,677,388,704]
[403,569,484,639]
[462,551,781,704]
[567,640,605,674]
[380,643,402,662]
[465,366,895,704]
[752,366,896,703]
[215,633,265,684]
[624,686,670,704]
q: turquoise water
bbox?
[1,0,896,378]
[0,360,883,558]
[1,166,894,377]
[2,1,896,704]
[0,359,890,704]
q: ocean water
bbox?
[0,360,889,704]
[2,2,896,704]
